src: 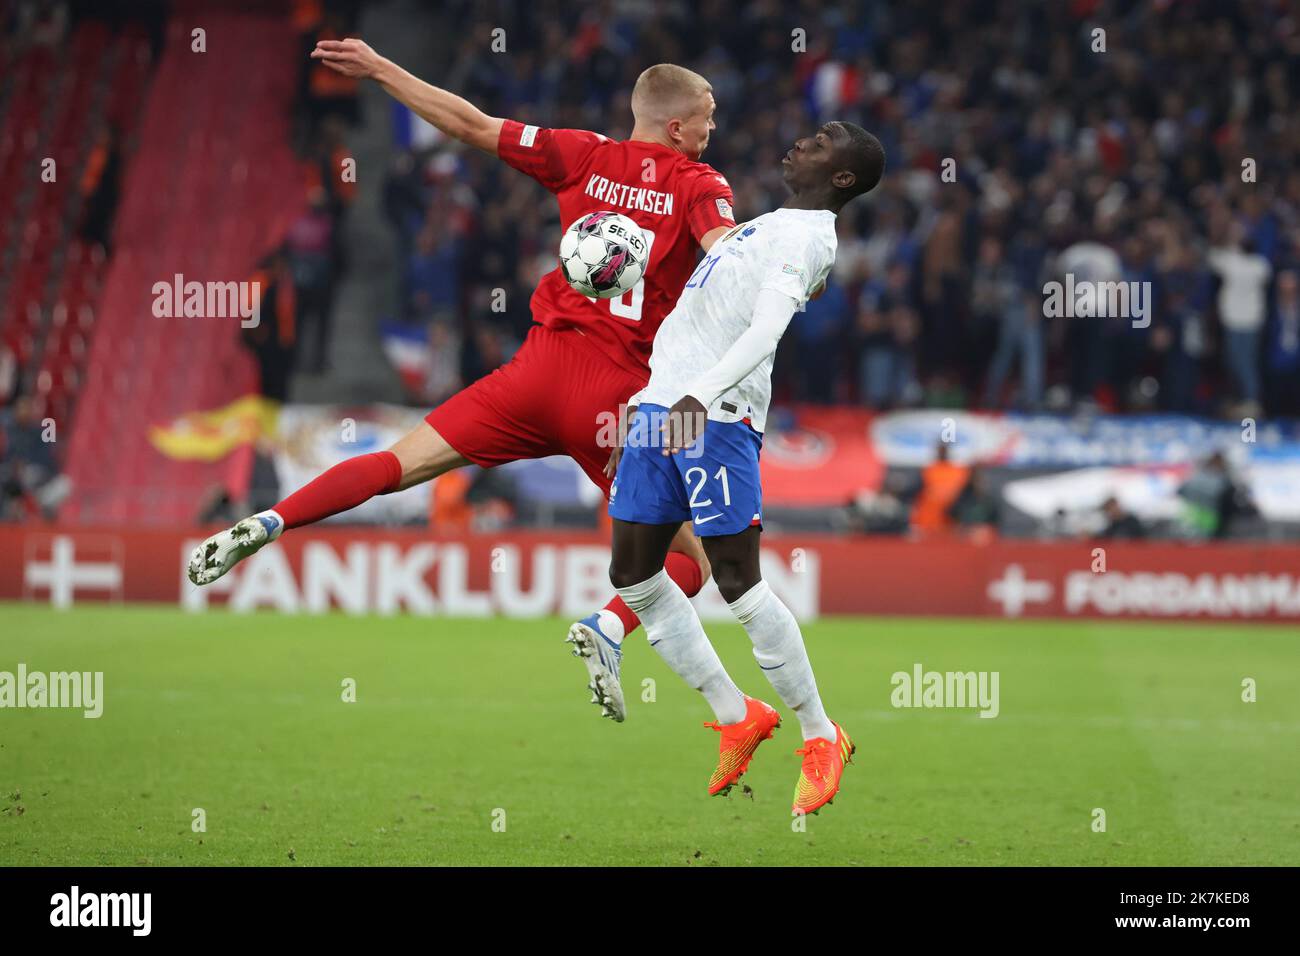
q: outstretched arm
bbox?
[311,39,504,154]
[684,287,798,408]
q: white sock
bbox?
[616,569,746,725]
[253,509,285,541]
[594,608,626,645]
[729,580,836,741]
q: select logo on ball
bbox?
[559,211,649,299]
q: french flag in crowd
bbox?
[379,320,431,394]
[809,61,861,118]
[392,102,443,150]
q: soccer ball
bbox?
[558,211,649,299]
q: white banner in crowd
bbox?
[275,404,431,524]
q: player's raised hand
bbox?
[310,38,384,79]
[661,396,707,456]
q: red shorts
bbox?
[425,324,646,497]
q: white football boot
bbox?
[565,614,626,722]
[187,512,283,586]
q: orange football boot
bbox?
[792,723,854,815]
[705,696,781,796]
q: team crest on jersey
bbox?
[720,222,756,244]
[715,198,734,221]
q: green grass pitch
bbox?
[1,603,1296,866]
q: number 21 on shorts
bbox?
[685,465,731,509]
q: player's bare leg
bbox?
[187,423,468,585]
[387,421,472,489]
[567,521,710,721]
[702,527,852,814]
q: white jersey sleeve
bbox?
[638,207,838,432]
[760,231,834,306]
[684,287,800,409]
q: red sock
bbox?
[605,551,704,639]
[273,451,403,529]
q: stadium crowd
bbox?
[0,0,359,519]
[239,0,361,400]
[384,0,1300,419]
[3,0,1296,539]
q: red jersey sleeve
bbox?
[685,170,737,244]
[497,119,605,193]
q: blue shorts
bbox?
[607,403,763,537]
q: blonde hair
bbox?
[631,63,712,125]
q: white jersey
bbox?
[638,207,837,432]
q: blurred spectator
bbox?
[977,237,1043,409]
[284,188,336,373]
[1177,452,1252,540]
[246,437,282,514]
[461,323,517,385]
[305,10,360,125]
[855,261,917,408]
[909,441,969,536]
[0,395,70,520]
[384,151,432,265]
[407,222,460,321]
[242,251,298,402]
[1208,231,1272,414]
[792,280,848,404]
[948,466,1000,542]
[196,484,239,525]
[1265,270,1300,416]
[17,0,68,46]
[1056,236,1122,407]
[1152,240,1211,413]
[423,320,464,406]
[462,200,521,296]
[78,122,122,253]
[0,344,17,406]
[1096,496,1145,540]
[195,439,279,525]
[430,468,473,531]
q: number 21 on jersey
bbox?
[685,220,750,292]
[685,252,721,289]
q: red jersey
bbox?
[497,118,736,379]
